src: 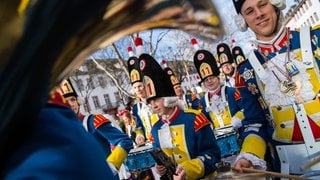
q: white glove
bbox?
[231,117,242,129]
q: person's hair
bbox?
[121,113,136,132]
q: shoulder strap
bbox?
[248,50,267,79]
[221,85,227,102]
[300,26,314,69]
[82,114,92,132]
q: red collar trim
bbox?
[162,106,180,124]
[258,27,288,54]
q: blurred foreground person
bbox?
[4,87,116,179]
[59,79,134,177]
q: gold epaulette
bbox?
[184,108,201,115]
[194,113,211,132]
[311,24,320,31]
[93,114,110,128]
[191,94,197,101]
[235,71,245,88]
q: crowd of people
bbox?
[2,0,320,179]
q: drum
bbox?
[214,126,240,158]
[124,145,156,172]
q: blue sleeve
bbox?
[236,60,269,125]
[195,122,221,175]
[5,105,117,179]
[96,122,134,154]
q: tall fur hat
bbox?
[161,60,180,87]
[127,46,143,85]
[139,54,176,103]
[216,43,234,67]
[232,46,247,65]
[191,38,220,83]
[58,79,78,98]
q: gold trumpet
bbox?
[0,0,223,165]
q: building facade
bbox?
[69,58,202,117]
[285,0,320,29]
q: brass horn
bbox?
[1,0,223,87]
[0,0,223,167]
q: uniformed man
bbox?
[140,53,221,179]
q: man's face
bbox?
[203,75,220,91]
[149,97,168,116]
[173,84,183,97]
[241,0,279,41]
[221,63,235,77]
[65,96,79,114]
[132,82,146,99]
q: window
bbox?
[92,96,101,109]
[77,79,85,91]
[307,0,312,7]
[301,5,305,13]
[87,77,95,89]
[104,94,111,105]
[314,12,319,21]
[310,15,315,25]
[114,92,120,101]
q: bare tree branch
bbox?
[90,56,132,97]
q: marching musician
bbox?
[161,60,201,110]
[127,39,159,146]
[217,43,237,88]
[59,79,134,177]
[191,39,244,152]
[127,39,159,179]
[140,53,221,179]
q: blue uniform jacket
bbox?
[151,108,221,178]
[84,114,133,158]
[200,86,243,124]
[4,104,116,179]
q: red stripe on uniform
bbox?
[234,89,241,101]
[93,114,110,128]
[194,113,210,132]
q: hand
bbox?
[155,164,167,176]
[233,158,253,173]
[135,135,145,146]
[173,165,186,180]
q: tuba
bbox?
[0,0,223,168]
